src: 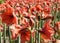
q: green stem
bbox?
[15,35,20,43]
[38,21,41,43]
[35,20,39,43]
[15,16,21,43]
[30,32,33,43]
[3,24,6,43]
[0,32,2,43]
[8,26,12,43]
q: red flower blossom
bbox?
[35,4,43,12]
[20,16,35,27]
[10,24,30,40]
[0,5,18,25]
[39,20,54,42]
[10,24,35,43]
[30,6,36,13]
[20,29,30,43]
[10,24,21,39]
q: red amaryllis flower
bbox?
[35,4,43,12]
[0,5,18,25]
[29,6,36,14]
[10,24,34,43]
[40,6,51,19]
[20,17,35,27]
[39,20,54,42]
[43,6,51,14]
[10,24,21,39]
[10,24,30,40]
[20,29,30,43]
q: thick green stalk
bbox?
[15,35,20,43]
[8,26,12,43]
[15,16,21,43]
[35,22,37,43]
[0,32,2,43]
[17,17,20,43]
[0,0,4,4]
[30,31,33,43]
[38,21,41,43]
[34,18,40,43]
[37,21,40,43]
[3,24,6,43]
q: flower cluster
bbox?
[0,0,60,43]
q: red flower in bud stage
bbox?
[40,21,54,42]
[0,5,18,25]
